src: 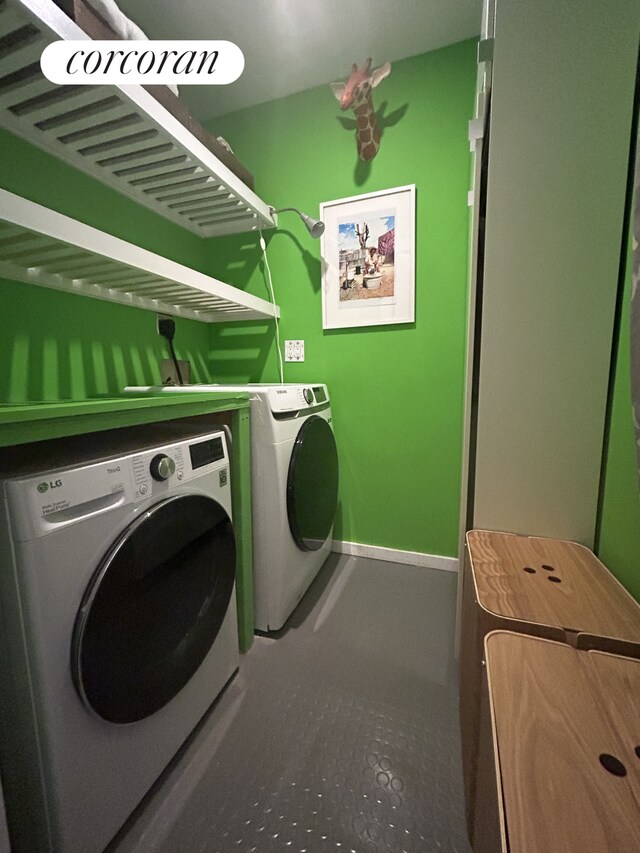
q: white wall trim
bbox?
[331,540,459,573]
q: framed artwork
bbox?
[320,184,415,330]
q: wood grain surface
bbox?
[459,547,481,841]
[484,632,640,853]
[459,543,563,847]
[467,530,640,645]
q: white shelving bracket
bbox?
[478,38,494,64]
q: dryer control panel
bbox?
[267,384,329,414]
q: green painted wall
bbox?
[0,128,213,403]
[0,40,475,558]
[205,41,476,556]
[599,247,640,601]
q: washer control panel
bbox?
[6,430,229,541]
[130,432,226,501]
[132,444,186,499]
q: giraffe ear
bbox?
[330,81,346,101]
[370,62,391,88]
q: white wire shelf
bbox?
[0,189,280,322]
[0,0,276,237]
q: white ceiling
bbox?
[119,0,482,121]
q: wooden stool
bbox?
[460,530,640,844]
[476,631,640,852]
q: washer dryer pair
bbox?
[126,384,339,632]
[0,429,238,852]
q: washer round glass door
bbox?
[287,415,339,551]
[72,494,236,724]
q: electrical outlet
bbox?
[285,340,304,362]
[156,313,174,335]
[161,358,191,385]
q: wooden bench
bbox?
[475,631,640,852]
[460,529,640,844]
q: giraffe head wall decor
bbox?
[331,58,392,161]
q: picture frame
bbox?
[320,184,415,330]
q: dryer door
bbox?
[72,494,235,724]
[286,415,339,552]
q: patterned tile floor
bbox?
[111,554,471,853]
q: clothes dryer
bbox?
[126,384,339,631]
[0,430,238,853]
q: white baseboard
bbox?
[330,540,459,573]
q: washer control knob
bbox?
[303,387,314,405]
[150,454,176,481]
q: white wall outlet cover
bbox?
[285,340,305,362]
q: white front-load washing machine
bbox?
[0,429,238,853]
[125,384,339,632]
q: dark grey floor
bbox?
[111,554,471,853]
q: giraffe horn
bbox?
[364,57,372,73]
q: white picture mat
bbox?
[320,185,416,329]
